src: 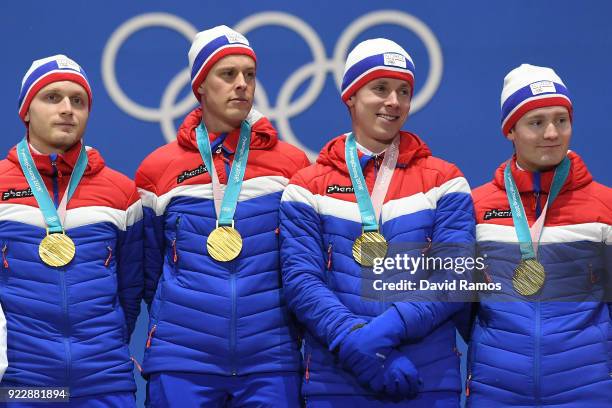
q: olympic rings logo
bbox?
[102,10,443,159]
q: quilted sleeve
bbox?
[605,223,611,319]
[280,174,365,351]
[135,165,165,307]
[393,168,476,340]
[0,303,6,380]
[116,186,144,336]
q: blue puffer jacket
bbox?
[469,152,612,407]
[136,108,309,376]
[280,133,475,404]
[0,141,143,398]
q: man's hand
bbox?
[338,321,421,397]
[370,351,422,397]
[338,306,407,370]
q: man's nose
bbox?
[59,97,73,114]
[543,121,559,139]
[385,91,400,108]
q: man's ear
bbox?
[506,127,515,142]
[24,111,29,123]
[345,95,355,108]
[197,82,206,96]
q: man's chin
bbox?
[532,157,565,171]
[226,109,251,124]
[544,152,567,165]
[372,127,401,142]
[50,133,81,150]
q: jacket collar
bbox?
[316,131,432,174]
[176,107,278,154]
[492,151,592,194]
[7,138,104,177]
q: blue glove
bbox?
[364,305,408,347]
[338,307,407,374]
[338,322,385,385]
[379,351,422,397]
[340,325,421,396]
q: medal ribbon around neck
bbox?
[17,138,88,266]
[504,156,570,295]
[196,121,251,261]
[345,132,399,266]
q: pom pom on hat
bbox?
[500,63,572,135]
[341,38,415,103]
[188,25,256,99]
[18,54,92,122]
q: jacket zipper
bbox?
[532,173,542,406]
[534,301,542,407]
[304,352,312,383]
[50,154,60,208]
[373,154,381,179]
[172,216,181,265]
[131,356,143,373]
[146,324,157,348]
[466,327,478,398]
[482,263,492,284]
[324,242,333,286]
[59,267,71,383]
[588,263,598,284]
[52,155,70,382]
[466,373,472,397]
[221,150,231,181]
[533,171,541,218]
[2,244,8,269]
[172,239,178,263]
[230,260,237,375]
[215,141,237,374]
[104,246,113,267]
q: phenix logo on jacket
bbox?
[0,142,143,397]
[469,151,612,407]
[279,132,475,399]
[135,107,309,376]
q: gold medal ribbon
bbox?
[16,139,88,267]
[503,157,570,295]
[344,133,399,266]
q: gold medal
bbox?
[39,232,76,267]
[207,225,243,262]
[352,231,388,267]
[512,258,545,296]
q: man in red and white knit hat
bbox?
[468,64,612,406]
[280,37,475,407]
[136,25,309,407]
[0,54,143,407]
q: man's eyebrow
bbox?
[39,86,86,95]
[525,111,569,120]
[525,114,544,119]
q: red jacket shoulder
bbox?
[273,140,311,173]
[135,141,185,194]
